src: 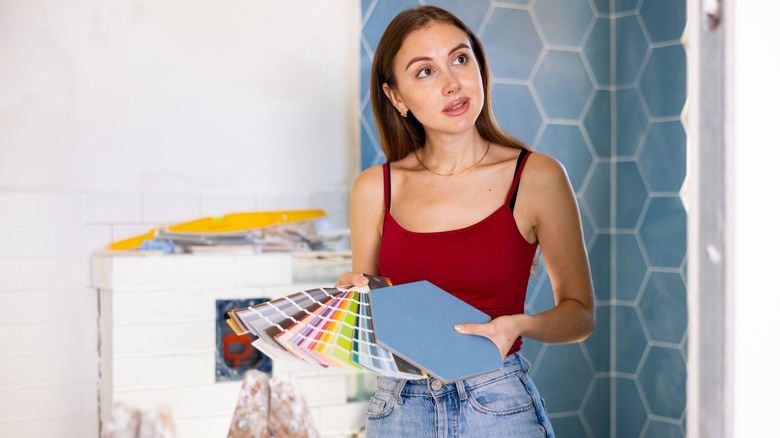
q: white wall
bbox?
[0,0,360,436]
[732,1,780,436]
[0,0,361,196]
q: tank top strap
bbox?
[506,149,532,211]
[383,162,391,212]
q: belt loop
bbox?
[392,378,407,404]
[518,352,531,374]
[455,380,467,401]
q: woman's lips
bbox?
[443,98,470,116]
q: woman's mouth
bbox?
[444,99,470,115]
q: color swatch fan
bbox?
[227,275,427,380]
[227,276,503,382]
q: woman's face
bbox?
[384,22,484,138]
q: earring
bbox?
[400,109,407,118]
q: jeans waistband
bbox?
[376,352,530,397]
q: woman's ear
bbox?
[382,83,407,114]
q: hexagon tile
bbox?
[481,8,542,81]
[360,1,688,437]
[533,50,594,120]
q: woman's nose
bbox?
[442,70,461,95]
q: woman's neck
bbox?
[417,130,488,175]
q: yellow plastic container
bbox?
[109,209,327,250]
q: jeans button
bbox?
[431,379,443,390]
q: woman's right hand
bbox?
[335,272,370,289]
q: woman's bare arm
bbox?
[335,165,385,288]
[455,153,595,358]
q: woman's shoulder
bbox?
[488,144,563,173]
[524,150,569,184]
[519,151,576,205]
[352,164,384,196]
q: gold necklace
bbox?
[414,141,491,176]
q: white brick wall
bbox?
[200,194,256,219]
[0,192,353,437]
[142,194,203,225]
[97,254,368,438]
[0,192,103,435]
[84,194,145,224]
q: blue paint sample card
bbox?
[368,280,503,384]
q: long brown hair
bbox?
[370,6,530,163]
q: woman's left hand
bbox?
[454,315,523,361]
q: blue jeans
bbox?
[364,352,554,437]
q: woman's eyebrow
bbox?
[405,43,471,71]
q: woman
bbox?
[337,6,595,437]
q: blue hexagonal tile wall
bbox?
[640,121,687,193]
[616,15,649,85]
[588,233,611,302]
[525,254,546,301]
[360,123,382,169]
[591,0,610,14]
[583,303,610,372]
[491,83,543,143]
[551,416,590,438]
[534,0,594,47]
[536,124,593,192]
[361,103,383,168]
[533,50,594,119]
[616,88,649,156]
[362,0,421,50]
[616,161,648,228]
[532,343,593,413]
[583,377,610,437]
[583,89,611,158]
[481,8,542,80]
[639,196,687,268]
[616,233,648,301]
[360,44,372,104]
[361,0,372,18]
[638,346,687,420]
[640,44,687,118]
[527,270,555,313]
[615,306,647,373]
[519,338,543,366]
[615,0,640,13]
[645,420,685,438]
[580,205,595,247]
[616,378,648,438]
[583,162,610,230]
[423,0,490,32]
[362,100,378,136]
[640,0,687,43]
[583,17,611,87]
[639,272,688,343]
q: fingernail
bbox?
[454,325,463,332]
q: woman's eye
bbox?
[454,54,468,65]
[416,67,433,78]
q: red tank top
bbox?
[378,150,537,355]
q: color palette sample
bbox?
[227,276,428,380]
[369,280,503,383]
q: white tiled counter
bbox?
[92,252,370,437]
